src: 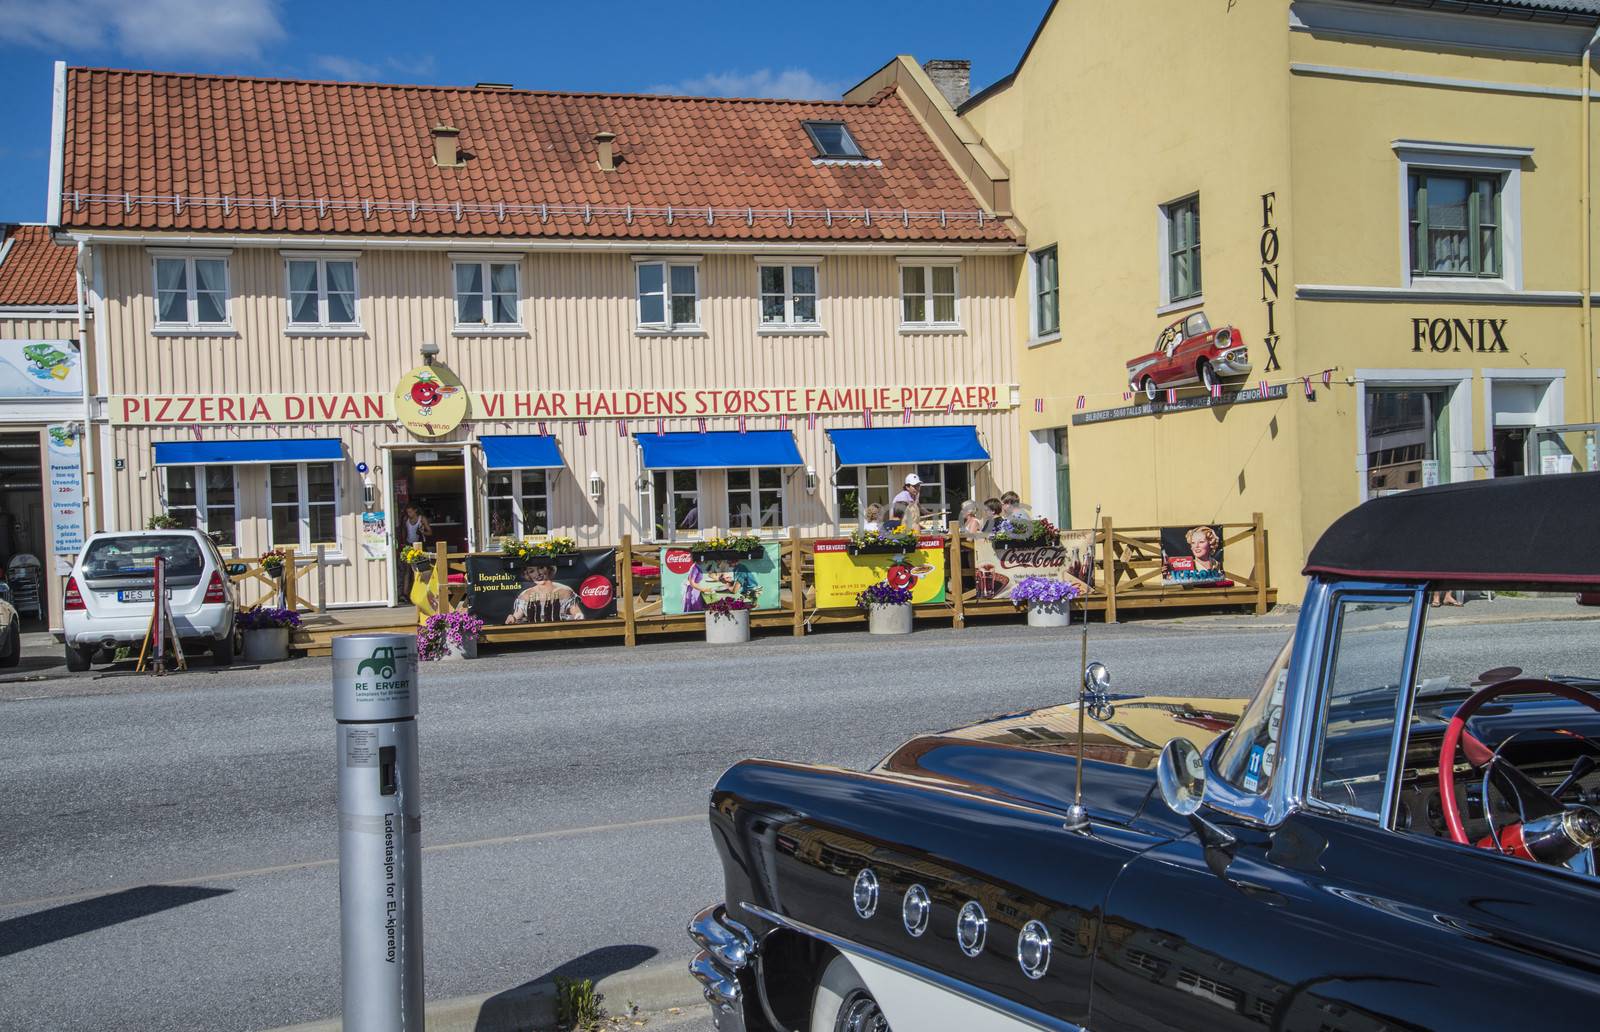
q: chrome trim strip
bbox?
[740,902,1085,1032]
[690,950,742,1008]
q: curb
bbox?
[265,955,704,1032]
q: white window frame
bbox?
[485,468,555,540]
[1481,370,1564,476]
[450,254,524,332]
[725,467,787,534]
[897,258,962,332]
[161,464,239,549]
[150,249,232,331]
[911,461,972,529]
[268,461,341,554]
[1157,194,1202,313]
[1352,369,1474,502]
[755,259,822,331]
[650,469,704,541]
[634,257,703,334]
[834,465,893,528]
[282,251,362,332]
[1392,141,1527,293]
[1028,244,1060,344]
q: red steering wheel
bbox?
[1438,678,1600,849]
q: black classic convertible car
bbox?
[688,473,1600,1031]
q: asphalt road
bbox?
[1,599,1594,1031]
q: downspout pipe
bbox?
[74,239,95,536]
[1584,24,1600,426]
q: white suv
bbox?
[62,529,237,671]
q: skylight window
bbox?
[803,121,865,159]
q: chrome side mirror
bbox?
[1157,737,1206,816]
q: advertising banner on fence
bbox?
[660,543,782,615]
[467,550,619,623]
[1160,525,1226,586]
[971,532,1096,600]
[813,537,946,608]
[2,340,80,399]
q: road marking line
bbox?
[0,812,702,912]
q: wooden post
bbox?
[788,527,805,637]
[1252,512,1269,616]
[620,535,637,647]
[948,529,965,630]
[282,550,297,610]
[316,544,327,613]
[435,540,449,610]
[1101,515,1118,624]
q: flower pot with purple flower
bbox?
[857,581,914,635]
[1010,576,1081,628]
[238,605,301,662]
[418,610,485,661]
[705,592,755,645]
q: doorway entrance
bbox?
[0,430,47,623]
[388,447,471,601]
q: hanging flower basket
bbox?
[260,548,290,579]
[846,526,921,556]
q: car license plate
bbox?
[118,589,154,602]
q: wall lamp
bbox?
[804,465,818,494]
[420,340,441,366]
[588,471,604,503]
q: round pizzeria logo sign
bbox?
[578,575,615,610]
[393,364,468,438]
[664,549,694,575]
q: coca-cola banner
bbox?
[660,543,782,616]
[813,537,947,609]
[972,531,1096,601]
[1160,525,1226,586]
[467,549,620,624]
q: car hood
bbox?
[869,695,1245,825]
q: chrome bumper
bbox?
[689,903,757,1032]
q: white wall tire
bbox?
[811,954,891,1032]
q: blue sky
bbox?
[0,0,1047,223]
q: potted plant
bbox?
[238,605,301,662]
[991,515,1060,550]
[857,581,914,635]
[690,535,763,562]
[417,609,485,661]
[259,547,290,579]
[145,513,181,530]
[847,525,921,556]
[705,592,756,645]
[1010,576,1081,628]
[400,542,432,573]
[503,536,579,565]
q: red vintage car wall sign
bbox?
[1125,311,1251,399]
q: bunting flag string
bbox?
[577,420,587,437]
[697,418,708,433]
[1034,398,1044,413]
[1029,366,1342,408]
[1165,388,1178,404]
[657,418,666,435]
[863,408,874,428]
[778,413,788,430]
[1075,395,1086,410]
[1123,391,1133,402]
[738,415,748,433]
[617,419,627,437]
[538,421,549,436]
[902,406,911,423]
[1322,369,1332,388]
[946,399,955,414]
[1210,383,1223,399]
[1257,379,1270,394]
[1302,377,1313,398]
[806,412,817,430]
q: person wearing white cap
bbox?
[891,473,923,530]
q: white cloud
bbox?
[0,0,286,62]
[311,53,437,83]
[648,68,846,101]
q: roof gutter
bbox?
[46,61,66,227]
[74,239,96,537]
[56,231,1023,255]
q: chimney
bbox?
[593,131,618,172]
[922,59,971,108]
[475,82,513,90]
[431,124,463,168]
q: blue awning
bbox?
[153,438,344,466]
[480,435,564,470]
[635,431,803,470]
[826,426,989,466]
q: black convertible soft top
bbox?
[1303,472,1600,586]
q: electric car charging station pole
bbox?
[333,632,424,1031]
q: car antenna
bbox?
[1066,503,1101,832]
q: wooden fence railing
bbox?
[381,517,1273,649]
[228,546,329,613]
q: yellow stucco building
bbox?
[959,0,1600,599]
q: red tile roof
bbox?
[0,225,76,307]
[59,68,1014,244]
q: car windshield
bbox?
[1215,633,1294,794]
[1183,312,1211,338]
[82,536,205,581]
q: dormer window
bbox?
[803,121,864,159]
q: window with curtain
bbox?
[154,255,229,326]
[651,470,701,539]
[1164,196,1201,303]
[287,258,359,326]
[900,263,959,328]
[636,261,700,330]
[163,465,238,547]
[1409,172,1501,277]
[269,462,339,551]
[758,263,819,327]
[727,468,785,532]
[454,260,521,327]
[486,469,552,540]
[1032,245,1059,337]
